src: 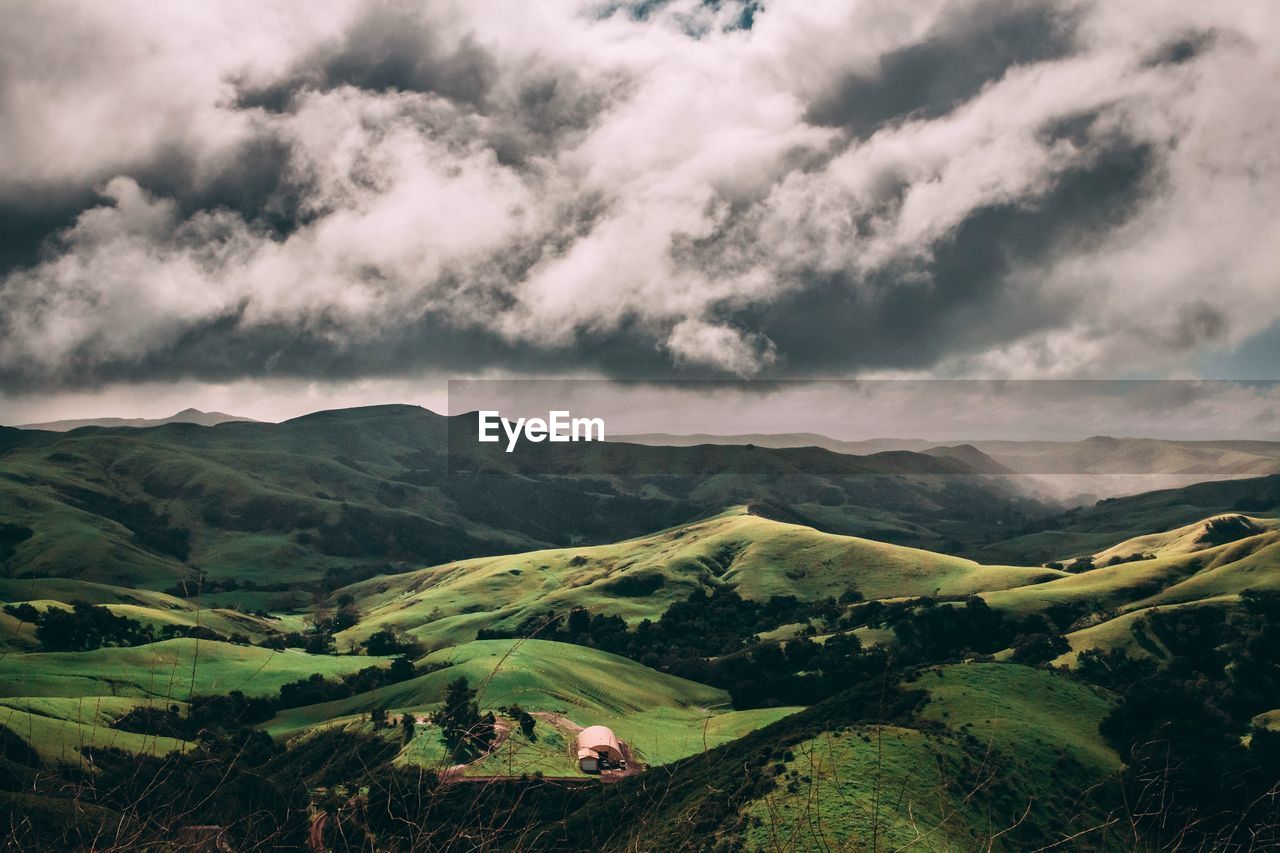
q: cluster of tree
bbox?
[877,596,1069,664]
[687,632,890,707]
[255,595,363,654]
[1046,551,1156,572]
[164,576,245,597]
[1077,589,1280,848]
[278,658,417,710]
[112,658,420,746]
[479,587,897,708]
[113,692,279,740]
[0,522,32,561]
[431,677,497,758]
[503,704,537,741]
[368,708,418,742]
[362,628,423,657]
[57,484,191,560]
[479,586,857,663]
[259,630,335,654]
[3,601,244,651]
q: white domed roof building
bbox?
[577,725,624,773]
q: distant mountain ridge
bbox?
[16,408,257,431]
[615,431,1280,500]
[0,404,1048,592]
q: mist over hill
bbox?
[618,431,1280,503]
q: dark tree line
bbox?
[113,658,420,742]
[878,595,1069,664]
[478,587,1068,708]
[1076,589,1280,849]
[4,601,244,651]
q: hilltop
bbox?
[15,408,257,432]
[0,404,1050,593]
[334,506,1063,648]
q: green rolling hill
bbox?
[0,639,394,702]
[333,506,1064,648]
[2,411,1278,848]
[513,662,1125,851]
[974,473,1280,564]
[0,405,1054,595]
[269,638,801,769]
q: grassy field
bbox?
[741,724,984,851]
[0,639,393,701]
[0,577,307,643]
[270,638,728,733]
[0,640,396,767]
[265,639,801,772]
[336,508,1065,648]
[913,664,1118,775]
[0,696,189,766]
[739,664,1120,851]
[460,719,583,778]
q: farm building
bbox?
[577,725,624,773]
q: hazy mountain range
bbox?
[16,408,256,432]
[617,432,1280,502]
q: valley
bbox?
[1,409,1278,849]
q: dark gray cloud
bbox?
[0,0,1277,407]
[808,1,1078,135]
[235,3,500,110]
[721,139,1152,373]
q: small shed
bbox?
[577,725,623,773]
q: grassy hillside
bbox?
[0,639,392,701]
[269,638,801,771]
[0,405,1056,593]
[975,512,1280,668]
[0,639,398,770]
[0,577,305,642]
[1089,513,1277,562]
[0,696,189,766]
[335,507,1064,648]
[984,518,1280,619]
[516,663,1124,851]
[975,473,1280,564]
[738,665,1117,851]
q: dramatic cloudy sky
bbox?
[1,0,1279,423]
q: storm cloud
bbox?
[1,0,1278,397]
